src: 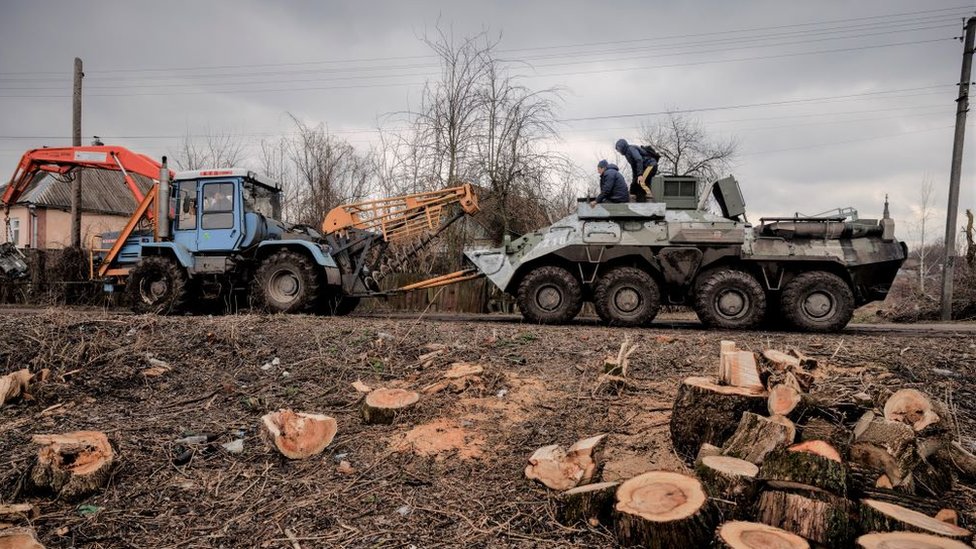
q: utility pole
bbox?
[70,57,84,248]
[940,17,975,321]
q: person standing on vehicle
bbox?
[615,138,658,202]
[593,159,629,204]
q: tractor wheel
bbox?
[594,266,661,327]
[516,265,583,324]
[693,269,766,330]
[780,271,854,332]
[127,256,189,314]
[252,250,322,314]
[320,292,360,316]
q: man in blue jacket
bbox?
[615,138,657,202]
[594,159,629,204]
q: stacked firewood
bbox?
[663,341,975,548]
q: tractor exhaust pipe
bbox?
[157,156,170,240]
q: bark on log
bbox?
[856,532,973,549]
[0,527,44,549]
[912,456,954,498]
[715,520,809,549]
[694,455,758,517]
[614,471,715,549]
[31,431,113,499]
[851,412,918,487]
[670,377,767,462]
[361,388,420,425]
[799,417,851,453]
[722,412,794,465]
[859,499,972,541]
[942,441,976,484]
[260,409,337,459]
[761,349,801,372]
[557,481,619,526]
[758,442,847,496]
[756,489,852,547]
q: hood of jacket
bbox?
[614,139,628,153]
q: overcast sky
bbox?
[1,0,974,244]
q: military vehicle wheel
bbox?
[127,256,189,314]
[320,292,360,316]
[780,271,853,332]
[252,250,321,313]
[594,267,661,327]
[693,269,766,330]
[516,265,583,324]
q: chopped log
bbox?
[260,409,337,459]
[851,412,918,486]
[767,414,796,443]
[670,377,767,462]
[31,431,113,499]
[722,412,794,465]
[912,456,953,498]
[761,349,801,372]
[0,527,44,549]
[884,389,941,432]
[942,441,976,484]
[0,503,39,524]
[443,362,483,379]
[361,388,419,424]
[524,434,606,490]
[695,456,758,516]
[715,521,809,549]
[876,474,893,489]
[614,471,715,549]
[786,348,818,370]
[857,486,944,517]
[696,443,722,462]
[557,481,619,526]
[768,384,801,417]
[934,509,958,526]
[756,489,852,547]
[859,499,972,541]
[0,368,32,407]
[758,442,847,496]
[856,532,973,549]
[728,351,763,391]
[799,417,851,452]
[351,380,372,393]
[719,340,737,384]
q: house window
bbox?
[7,218,20,245]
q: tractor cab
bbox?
[169,169,282,254]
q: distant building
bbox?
[0,169,152,249]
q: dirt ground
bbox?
[1,309,975,548]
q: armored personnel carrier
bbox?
[465,175,907,332]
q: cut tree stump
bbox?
[859,499,972,541]
[722,412,794,465]
[614,471,715,549]
[758,441,846,496]
[557,481,619,526]
[361,388,420,424]
[715,521,809,549]
[31,431,113,499]
[670,377,767,462]
[883,389,942,433]
[856,532,973,549]
[524,434,606,490]
[261,409,337,459]
[0,368,32,407]
[0,527,44,549]
[694,455,758,516]
[756,489,852,547]
[851,412,918,487]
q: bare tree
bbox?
[911,176,936,294]
[639,112,738,184]
[171,129,248,170]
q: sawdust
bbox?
[393,418,486,460]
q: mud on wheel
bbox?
[780,271,854,332]
[594,266,661,327]
[693,268,766,330]
[127,256,189,314]
[252,250,322,313]
[516,265,583,324]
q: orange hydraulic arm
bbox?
[2,146,171,212]
[321,183,479,241]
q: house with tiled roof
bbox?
[0,168,152,249]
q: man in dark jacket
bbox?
[615,138,656,202]
[594,159,629,204]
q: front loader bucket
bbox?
[0,242,29,278]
